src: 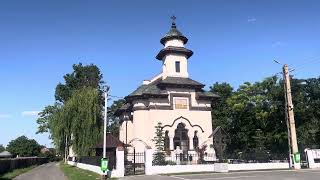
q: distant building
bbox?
[116,18,219,156]
[0,151,13,158]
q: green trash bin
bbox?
[294,153,301,164]
[101,158,109,172]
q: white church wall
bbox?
[164,39,184,48]
[162,54,189,78]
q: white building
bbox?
[116,18,219,156]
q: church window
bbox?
[164,131,170,151]
[193,131,199,150]
[175,61,180,73]
[173,123,189,151]
[174,98,188,109]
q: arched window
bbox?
[173,123,189,151]
[193,131,199,150]
[164,131,170,151]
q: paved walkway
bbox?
[14,162,66,180]
[121,169,320,180]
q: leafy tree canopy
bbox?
[55,63,105,103]
[211,76,320,156]
[0,144,5,152]
[6,136,41,157]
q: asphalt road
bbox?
[121,169,320,180]
[14,162,66,180]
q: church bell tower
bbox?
[156,16,193,79]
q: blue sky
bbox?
[1,0,320,147]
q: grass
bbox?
[60,163,117,180]
[0,165,37,180]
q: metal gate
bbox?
[124,149,145,176]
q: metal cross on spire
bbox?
[171,15,176,22]
[171,15,177,28]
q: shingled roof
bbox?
[125,77,217,101]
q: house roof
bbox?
[0,151,12,157]
[95,133,124,149]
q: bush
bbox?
[165,160,177,165]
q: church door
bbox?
[173,123,189,152]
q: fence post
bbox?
[115,147,125,177]
[145,149,154,175]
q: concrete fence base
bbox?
[67,149,124,178]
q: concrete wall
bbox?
[306,149,320,169]
[145,149,290,175]
[67,149,124,178]
[228,163,290,171]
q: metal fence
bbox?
[78,151,116,170]
[152,152,289,166]
[152,153,216,166]
[125,151,145,176]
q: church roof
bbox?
[156,46,193,60]
[125,77,217,101]
[159,77,204,88]
[160,21,188,45]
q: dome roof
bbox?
[160,22,188,45]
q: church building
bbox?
[116,18,219,156]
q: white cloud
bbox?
[272,41,287,47]
[247,18,257,23]
[0,114,11,119]
[22,111,40,117]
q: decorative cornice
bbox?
[132,93,212,112]
[161,116,205,133]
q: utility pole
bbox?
[283,64,301,170]
[101,89,108,180]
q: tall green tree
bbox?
[108,99,125,137]
[66,87,102,156]
[210,82,233,130]
[37,63,106,156]
[0,144,5,152]
[6,136,41,157]
[152,122,166,165]
[55,63,105,103]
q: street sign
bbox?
[101,158,109,172]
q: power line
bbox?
[109,95,125,99]
[291,58,320,72]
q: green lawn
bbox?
[0,166,37,180]
[60,163,117,180]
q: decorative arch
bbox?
[128,138,151,149]
[161,116,205,133]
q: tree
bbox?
[36,104,60,134]
[210,82,233,130]
[6,136,41,157]
[55,63,104,103]
[108,99,126,137]
[152,122,166,165]
[36,63,106,157]
[0,144,5,152]
[66,87,102,156]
